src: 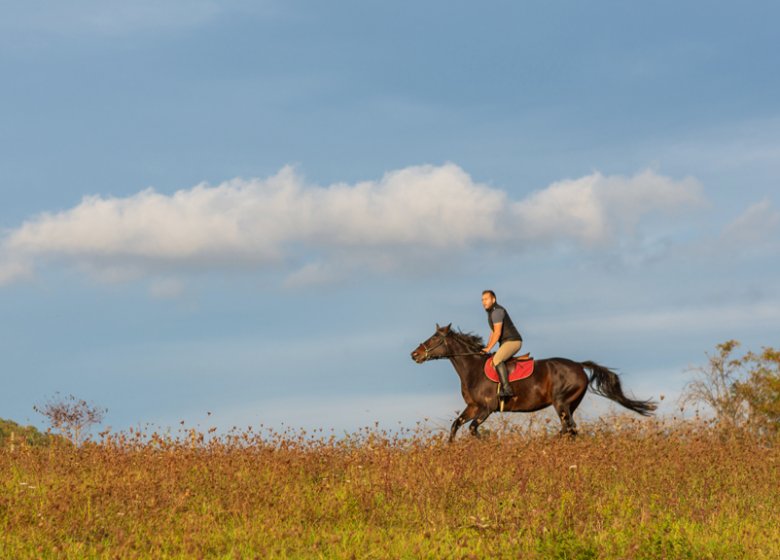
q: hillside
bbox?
[0,418,52,447]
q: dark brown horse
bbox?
[410,324,656,441]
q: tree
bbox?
[681,340,746,427]
[33,393,107,445]
[683,341,780,435]
[733,347,780,435]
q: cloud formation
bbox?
[0,260,32,285]
[721,199,780,247]
[514,170,703,245]
[0,164,704,287]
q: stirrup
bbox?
[496,383,507,412]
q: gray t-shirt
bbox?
[490,307,506,324]
[487,303,522,343]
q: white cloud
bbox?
[533,300,780,337]
[0,164,704,288]
[721,199,780,246]
[0,259,32,286]
[513,170,704,245]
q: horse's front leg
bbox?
[449,405,479,442]
[468,408,492,438]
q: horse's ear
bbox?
[435,322,440,330]
[444,323,452,332]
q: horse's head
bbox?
[410,323,452,363]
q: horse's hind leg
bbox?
[450,405,479,442]
[468,408,492,438]
[553,400,577,437]
[562,381,588,436]
[569,388,587,417]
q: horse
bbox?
[410,323,657,441]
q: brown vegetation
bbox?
[1,418,778,559]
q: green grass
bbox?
[1,418,778,559]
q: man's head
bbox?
[481,290,496,310]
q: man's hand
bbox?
[482,347,491,354]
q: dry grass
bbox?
[1,417,778,559]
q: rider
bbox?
[481,290,523,398]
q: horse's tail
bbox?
[582,361,657,416]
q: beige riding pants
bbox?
[492,340,523,366]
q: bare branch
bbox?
[34,393,107,446]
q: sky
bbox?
[1,1,779,436]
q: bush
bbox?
[0,418,53,447]
[682,340,780,436]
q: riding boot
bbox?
[496,361,514,398]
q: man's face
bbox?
[481,293,495,310]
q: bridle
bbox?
[418,333,485,360]
[419,334,449,360]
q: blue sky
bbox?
[1,1,779,434]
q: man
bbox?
[481,290,523,398]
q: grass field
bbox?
[1,417,778,559]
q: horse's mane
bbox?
[450,329,485,352]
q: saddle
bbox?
[484,353,535,383]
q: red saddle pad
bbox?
[484,357,535,383]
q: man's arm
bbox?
[483,323,502,353]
